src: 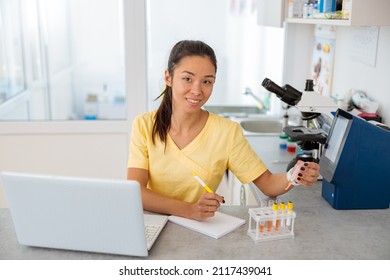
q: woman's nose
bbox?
[190,82,202,95]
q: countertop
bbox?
[1,183,389,260]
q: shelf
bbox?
[258,0,390,28]
[283,0,390,27]
[285,17,351,26]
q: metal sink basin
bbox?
[204,105,265,118]
[239,118,283,134]
[203,105,292,135]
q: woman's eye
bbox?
[203,80,214,85]
[183,77,192,82]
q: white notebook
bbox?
[168,211,246,239]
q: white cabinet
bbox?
[285,0,390,26]
[226,172,260,206]
[258,0,390,27]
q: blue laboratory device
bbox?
[320,109,390,209]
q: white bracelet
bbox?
[287,166,300,186]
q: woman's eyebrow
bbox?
[181,70,215,79]
[181,70,195,76]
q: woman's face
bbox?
[165,55,216,114]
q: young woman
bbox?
[127,40,320,220]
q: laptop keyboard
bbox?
[145,224,161,247]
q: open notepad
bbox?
[168,211,246,239]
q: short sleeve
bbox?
[227,123,267,184]
[127,115,150,170]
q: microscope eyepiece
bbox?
[262,78,302,106]
[262,78,286,98]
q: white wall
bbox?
[332,26,390,125]
[284,24,390,126]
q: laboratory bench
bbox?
[0,182,389,260]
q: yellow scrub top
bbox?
[127,111,267,203]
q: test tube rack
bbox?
[247,206,296,243]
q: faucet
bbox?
[243,87,267,111]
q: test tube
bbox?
[272,202,280,231]
[266,199,275,231]
[259,221,265,233]
[286,201,294,227]
[259,201,267,233]
[266,215,272,231]
[279,202,286,228]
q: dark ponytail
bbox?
[152,86,173,144]
[152,40,217,144]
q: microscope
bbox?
[263,78,390,209]
[261,78,339,170]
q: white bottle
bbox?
[288,0,304,18]
[303,2,309,18]
[342,0,352,20]
[288,0,295,18]
[84,94,98,120]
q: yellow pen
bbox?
[192,173,213,194]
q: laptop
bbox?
[0,171,168,257]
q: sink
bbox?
[239,118,283,134]
[204,105,265,118]
[204,105,293,134]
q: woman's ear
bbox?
[164,70,172,87]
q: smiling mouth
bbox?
[186,98,201,105]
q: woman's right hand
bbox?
[190,193,225,220]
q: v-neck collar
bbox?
[167,113,213,153]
